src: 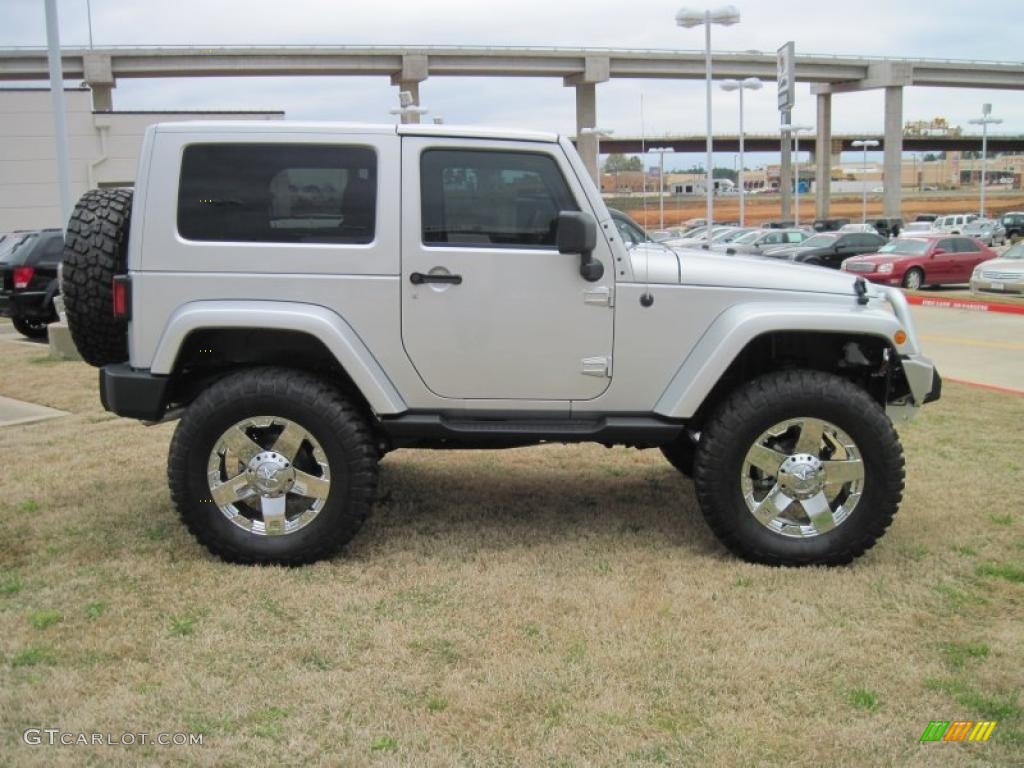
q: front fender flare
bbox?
[150,300,406,415]
[653,301,905,419]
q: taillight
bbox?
[13,266,34,289]
[112,275,131,320]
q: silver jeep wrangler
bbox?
[61,121,940,566]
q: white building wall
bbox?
[0,88,283,232]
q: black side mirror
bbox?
[557,211,603,282]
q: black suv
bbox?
[1002,212,1024,240]
[0,229,64,338]
[762,231,887,269]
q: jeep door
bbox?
[400,138,614,401]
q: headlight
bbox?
[877,262,894,274]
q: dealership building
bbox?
[0,87,282,232]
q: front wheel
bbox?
[902,268,924,290]
[692,370,905,566]
[168,368,379,564]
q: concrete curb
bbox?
[905,295,1024,316]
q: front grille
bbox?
[980,271,1022,280]
[844,262,875,273]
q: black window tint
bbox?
[954,238,978,252]
[177,143,376,244]
[420,149,578,248]
[37,235,65,265]
[937,239,956,252]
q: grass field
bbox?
[0,326,1021,766]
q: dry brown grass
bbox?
[0,323,1021,766]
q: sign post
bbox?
[777,42,795,218]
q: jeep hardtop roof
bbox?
[151,120,560,143]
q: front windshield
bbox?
[1000,243,1024,260]
[710,228,739,242]
[800,234,839,248]
[732,230,764,245]
[878,239,930,255]
[613,215,650,247]
[717,228,754,242]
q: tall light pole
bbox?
[969,104,1002,218]
[580,127,614,191]
[720,76,761,226]
[648,147,673,229]
[851,139,880,223]
[676,5,741,242]
[781,124,812,226]
[44,0,72,230]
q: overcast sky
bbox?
[2,0,1021,168]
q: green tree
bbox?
[603,154,643,172]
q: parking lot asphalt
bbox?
[911,304,1024,393]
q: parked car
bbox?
[933,214,973,234]
[0,228,64,338]
[838,223,881,234]
[971,241,1024,296]
[962,219,1006,247]
[902,222,937,235]
[914,214,939,223]
[662,225,735,247]
[841,235,997,289]
[1001,212,1024,240]
[872,218,903,238]
[761,219,795,229]
[720,228,811,255]
[57,120,941,567]
[812,218,850,232]
[765,231,887,268]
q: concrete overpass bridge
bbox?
[2,44,1023,218]
[595,133,1024,155]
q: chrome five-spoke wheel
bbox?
[207,416,331,536]
[741,417,865,538]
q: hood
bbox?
[975,257,1024,275]
[633,244,884,298]
[843,251,897,264]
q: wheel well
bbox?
[690,331,905,426]
[166,328,371,414]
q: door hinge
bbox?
[583,286,614,307]
[581,356,612,378]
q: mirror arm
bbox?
[579,250,604,282]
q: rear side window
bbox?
[37,235,65,266]
[177,143,377,244]
[0,233,37,266]
[420,149,578,248]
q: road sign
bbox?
[777,41,795,113]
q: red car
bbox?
[841,235,997,289]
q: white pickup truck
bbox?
[60,121,940,566]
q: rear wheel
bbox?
[12,316,48,339]
[902,268,924,290]
[692,370,904,566]
[168,368,379,564]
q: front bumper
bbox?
[99,364,170,421]
[971,278,1024,296]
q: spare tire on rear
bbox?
[62,188,133,367]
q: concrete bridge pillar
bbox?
[815,92,832,219]
[883,86,904,218]
[390,54,428,124]
[83,53,114,111]
[564,57,610,186]
[779,131,792,219]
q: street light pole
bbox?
[781,124,812,226]
[720,77,761,226]
[649,147,673,229]
[677,5,740,242]
[969,104,1002,218]
[851,139,879,223]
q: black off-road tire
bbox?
[12,316,49,340]
[62,188,133,367]
[660,436,696,478]
[168,368,379,565]
[692,370,905,566]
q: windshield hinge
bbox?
[581,355,612,378]
[583,286,613,307]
